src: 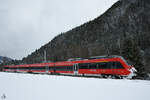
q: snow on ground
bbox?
[0,72,150,100]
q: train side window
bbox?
[89,63,97,69]
[97,63,101,69]
[49,67,53,71]
[107,62,113,69]
[112,62,116,69]
[105,62,124,69]
[109,62,124,69]
[98,62,108,69]
[116,62,124,69]
[79,63,89,69]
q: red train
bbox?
[3,55,136,78]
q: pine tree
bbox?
[122,37,147,78]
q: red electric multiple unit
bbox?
[3,55,136,78]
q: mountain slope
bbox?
[21,0,150,77]
[0,56,13,71]
[0,56,12,64]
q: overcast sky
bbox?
[0,0,118,60]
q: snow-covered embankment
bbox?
[0,72,150,100]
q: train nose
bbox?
[127,66,137,79]
[130,65,137,73]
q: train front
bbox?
[119,56,137,79]
[127,65,137,79]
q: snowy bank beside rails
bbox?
[0,72,150,100]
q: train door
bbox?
[111,62,119,74]
[45,66,49,73]
[73,64,78,75]
[110,62,116,74]
[17,66,19,72]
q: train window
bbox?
[79,63,89,69]
[97,62,123,69]
[19,67,30,70]
[89,63,97,69]
[67,66,73,71]
[4,67,9,69]
[108,62,124,69]
[55,67,59,71]
[53,66,73,71]
[21,67,27,70]
[58,67,65,71]
[116,62,124,69]
[49,67,54,71]
[98,62,108,69]
[107,62,113,69]
[9,67,17,69]
[18,67,46,70]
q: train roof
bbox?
[88,55,124,59]
[68,55,124,61]
[5,55,127,67]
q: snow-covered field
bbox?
[0,72,150,100]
